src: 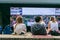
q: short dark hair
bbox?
[35,16,41,22]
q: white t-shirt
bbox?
[13,23,26,34]
[49,21,58,31]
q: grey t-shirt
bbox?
[31,23,47,35]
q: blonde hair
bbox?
[50,16,57,22]
[16,16,23,23]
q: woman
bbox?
[40,16,46,27]
[13,16,26,35]
[48,17,60,35]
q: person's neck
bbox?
[40,20,42,22]
[17,23,21,24]
[52,21,56,22]
[36,22,40,24]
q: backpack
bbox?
[3,25,13,34]
[0,26,2,34]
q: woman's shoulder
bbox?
[19,23,26,26]
[49,21,52,23]
[13,23,16,27]
[55,21,58,23]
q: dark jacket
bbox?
[31,23,47,35]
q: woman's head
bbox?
[16,16,23,23]
[50,17,56,22]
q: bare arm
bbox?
[23,24,27,32]
[13,23,17,33]
[47,22,51,33]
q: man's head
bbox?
[35,16,41,23]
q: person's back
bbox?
[31,16,47,35]
[49,21,58,31]
[14,23,26,34]
[31,23,47,35]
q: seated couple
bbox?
[31,16,60,36]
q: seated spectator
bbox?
[10,17,16,32]
[13,16,26,35]
[10,17,16,27]
[48,17,60,36]
[40,16,46,27]
[31,16,47,35]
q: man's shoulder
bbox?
[32,23,44,27]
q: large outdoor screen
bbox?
[10,7,60,15]
[10,7,60,27]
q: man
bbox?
[31,16,47,35]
